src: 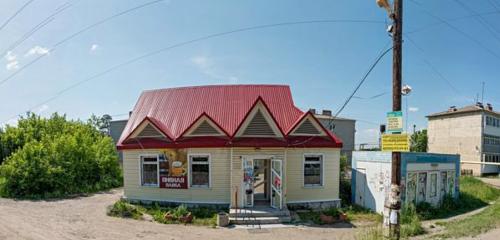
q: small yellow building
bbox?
[117,85,343,211]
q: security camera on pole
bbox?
[376,0,404,239]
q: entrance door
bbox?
[243,158,254,207]
[253,159,270,205]
[270,159,283,209]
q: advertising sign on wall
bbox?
[158,149,189,189]
[160,176,188,189]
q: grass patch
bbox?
[415,176,500,220]
[108,200,224,227]
[297,205,381,225]
[437,200,500,238]
[107,200,144,220]
[400,204,425,237]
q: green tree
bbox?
[410,129,428,152]
[88,114,113,135]
[0,112,121,198]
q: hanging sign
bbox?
[387,111,403,133]
[381,134,410,152]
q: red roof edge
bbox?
[230,96,286,139]
[285,111,343,147]
[309,113,343,147]
[177,112,230,139]
[121,116,174,143]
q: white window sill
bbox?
[303,185,324,189]
[190,185,211,189]
[141,184,159,188]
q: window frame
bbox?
[139,154,160,187]
[302,153,325,188]
[188,153,211,189]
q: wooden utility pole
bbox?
[390,0,403,238]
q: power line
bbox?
[333,43,393,120]
[0,0,166,87]
[453,0,500,42]
[0,0,35,32]
[289,42,393,146]
[404,34,463,96]
[1,2,72,56]
[408,0,500,60]
[405,10,500,34]
[352,91,388,100]
[1,18,386,124]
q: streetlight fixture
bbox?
[402,84,412,133]
[376,0,393,15]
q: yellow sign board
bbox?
[381,134,409,152]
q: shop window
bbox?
[189,155,210,188]
[304,155,323,187]
[140,156,159,186]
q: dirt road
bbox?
[0,189,355,240]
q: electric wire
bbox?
[0,0,35,32]
[0,0,166,87]
[408,0,500,60]
[453,0,500,42]
[1,19,385,124]
[288,42,393,146]
[1,2,72,56]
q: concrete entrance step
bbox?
[229,216,291,225]
[229,207,291,225]
[229,208,290,218]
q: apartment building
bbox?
[427,103,500,176]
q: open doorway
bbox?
[253,159,270,206]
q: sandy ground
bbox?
[0,189,356,240]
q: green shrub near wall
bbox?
[0,113,122,198]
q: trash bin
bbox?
[217,212,229,227]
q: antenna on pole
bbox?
[481,82,485,103]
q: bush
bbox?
[401,203,425,237]
[108,200,143,219]
[339,154,352,206]
[0,113,122,198]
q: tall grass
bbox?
[417,176,500,220]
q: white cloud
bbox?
[4,51,19,70]
[409,107,419,112]
[191,55,239,84]
[25,46,50,57]
[90,44,99,52]
[37,104,49,114]
[6,60,19,70]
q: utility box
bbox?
[351,151,460,213]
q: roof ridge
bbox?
[142,84,291,93]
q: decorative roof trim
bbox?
[180,112,229,138]
[232,96,285,138]
[123,117,173,142]
[288,114,327,136]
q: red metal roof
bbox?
[117,84,342,148]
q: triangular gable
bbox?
[126,118,170,141]
[234,99,284,138]
[183,115,226,137]
[288,113,327,136]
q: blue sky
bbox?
[1,0,499,147]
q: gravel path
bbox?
[0,189,356,240]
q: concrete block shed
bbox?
[351,151,460,213]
